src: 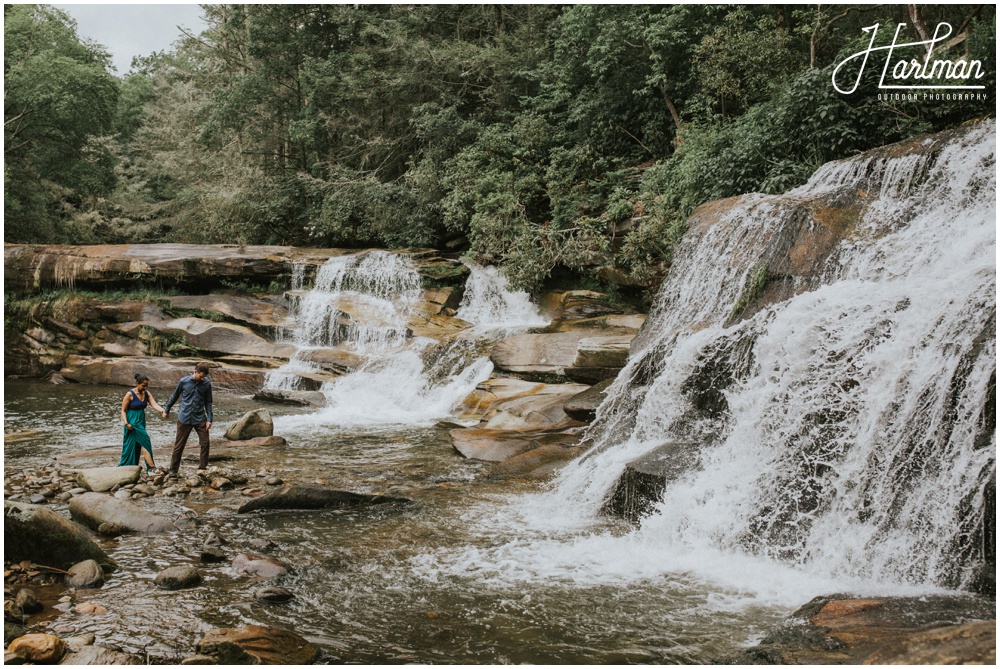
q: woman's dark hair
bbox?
[134,373,150,384]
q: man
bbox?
[163,361,214,477]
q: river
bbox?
[5,379,796,663]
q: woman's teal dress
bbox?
[119,389,156,468]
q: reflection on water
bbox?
[4,380,788,663]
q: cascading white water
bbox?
[457,264,551,331]
[412,120,996,603]
[268,251,502,428]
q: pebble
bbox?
[68,488,87,495]
[113,490,132,500]
[200,548,227,564]
[265,477,283,486]
[56,492,73,503]
[210,477,233,490]
[248,538,276,551]
[204,532,226,546]
[28,494,47,504]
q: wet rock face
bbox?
[154,566,202,590]
[4,501,117,572]
[719,594,996,664]
[6,633,67,664]
[66,560,105,589]
[602,442,700,524]
[69,492,178,534]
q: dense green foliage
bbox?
[5,4,995,291]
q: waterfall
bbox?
[559,120,996,591]
[268,251,498,428]
[413,121,994,603]
[456,264,551,331]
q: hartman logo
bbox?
[832,22,987,95]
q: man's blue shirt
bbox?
[165,375,213,425]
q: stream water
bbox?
[5,380,789,663]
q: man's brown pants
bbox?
[169,422,210,472]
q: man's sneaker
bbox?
[166,471,179,480]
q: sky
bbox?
[52,3,208,74]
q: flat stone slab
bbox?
[450,427,581,462]
[58,355,268,394]
[573,335,634,368]
[489,442,586,479]
[165,295,290,330]
[76,466,140,493]
[115,318,296,360]
[237,485,412,514]
[69,493,178,534]
[480,383,589,432]
[4,501,117,572]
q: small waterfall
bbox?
[457,264,550,331]
[268,251,500,428]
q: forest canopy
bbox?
[4,4,995,291]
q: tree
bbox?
[4,4,119,242]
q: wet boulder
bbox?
[154,566,201,590]
[4,501,117,572]
[197,624,320,665]
[719,594,996,664]
[252,389,326,407]
[255,586,294,603]
[224,409,274,441]
[237,485,412,514]
[75,466,140,493]
[602,442,700,524]
[69,493,178,534]
[6,633,67,664]
[563,378,615,422]
[231,553,289,581]
[13,589,43,615]
[66,560,105,589]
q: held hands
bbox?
[161,410,168,419]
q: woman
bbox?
[119,373,167,474]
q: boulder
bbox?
[563,378,616,422]
[490,443,587,480]
[255,587,294,603]
[224,409,274,441]
[154,566,202,590]
[4,501,117,571]
[13,589,43,615]
[450,428,581,463]
[5,623,27,646]
[572,335,634,368]
[196,625,320,665]
[75,466,140,493]
[237,485,412,514]
[563,366,622,385]
[490,331,592,376]
[231,553,289,581]
[7,634,67,664]
[480,383,589,432]
[602,442,700,524]
[298,348,365,375]
[69,493,178,534]
[66,560,105,589]
[539,290,638,321]
[719,594,996,664]
[252,389,326,407]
